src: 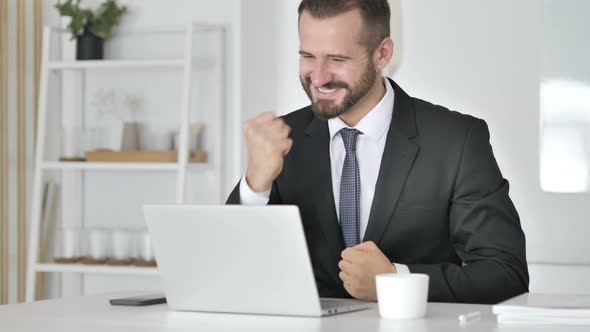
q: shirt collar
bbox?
[328,77,395,142]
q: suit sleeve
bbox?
[406,119,529,304]
[226,179,283,205]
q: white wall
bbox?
[238,0,280,170]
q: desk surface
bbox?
[0,292,588,332]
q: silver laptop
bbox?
[143,205,372,317]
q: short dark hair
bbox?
[298,0,391,52]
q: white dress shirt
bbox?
[239,77,409,274]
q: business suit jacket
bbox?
[227,79,529,304]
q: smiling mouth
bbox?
[314,85,343,99]
[318,86,336,94]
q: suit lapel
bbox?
[363,80,420,245]
[301,79,420,250]
[304,117,345,255]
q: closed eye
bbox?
[299,51,314,59]
[330,57,346,62]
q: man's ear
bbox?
[373,37,394,71]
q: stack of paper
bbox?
[493,293,590,325]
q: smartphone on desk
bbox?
[109,293,167,306]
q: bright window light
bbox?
[540,79,590,193]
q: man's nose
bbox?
[309,62,333,88]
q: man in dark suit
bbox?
[227,0,529,304]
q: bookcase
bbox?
[25,22,226,302]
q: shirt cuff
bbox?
[393,263,410,274]
[239,173,271,205]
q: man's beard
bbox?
[300,61,377,121]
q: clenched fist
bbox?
[338,241,397,301]
[243,112,293,192]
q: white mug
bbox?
[111,228,136,261]
[86,228,111,260]
[376,273,429,319]
[55,227,80,259]
[136,230,154,262]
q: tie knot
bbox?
[339,128,361,154]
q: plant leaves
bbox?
[89,0,127,39]
[54,0,126,40]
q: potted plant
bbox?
[55,0,127,60]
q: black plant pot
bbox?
[76,30,104,60]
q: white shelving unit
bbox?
[25,23,225,302]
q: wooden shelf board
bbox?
[41,162,180,171]
[35,263,159,276]
[47,59,185,70]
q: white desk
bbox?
[0,292,588,331]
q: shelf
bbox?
[42,162,180,171]
[35,263,159,276]
[47,59,185,70]
[26,23,226,302]
[41,161,209,172]
[49,23,224,34]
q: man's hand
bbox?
[338,241,396,301]
[243,112,293,192]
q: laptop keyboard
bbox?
[320,298,366,310]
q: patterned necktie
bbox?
[339,128,362,248]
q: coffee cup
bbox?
[376,273,429,319]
